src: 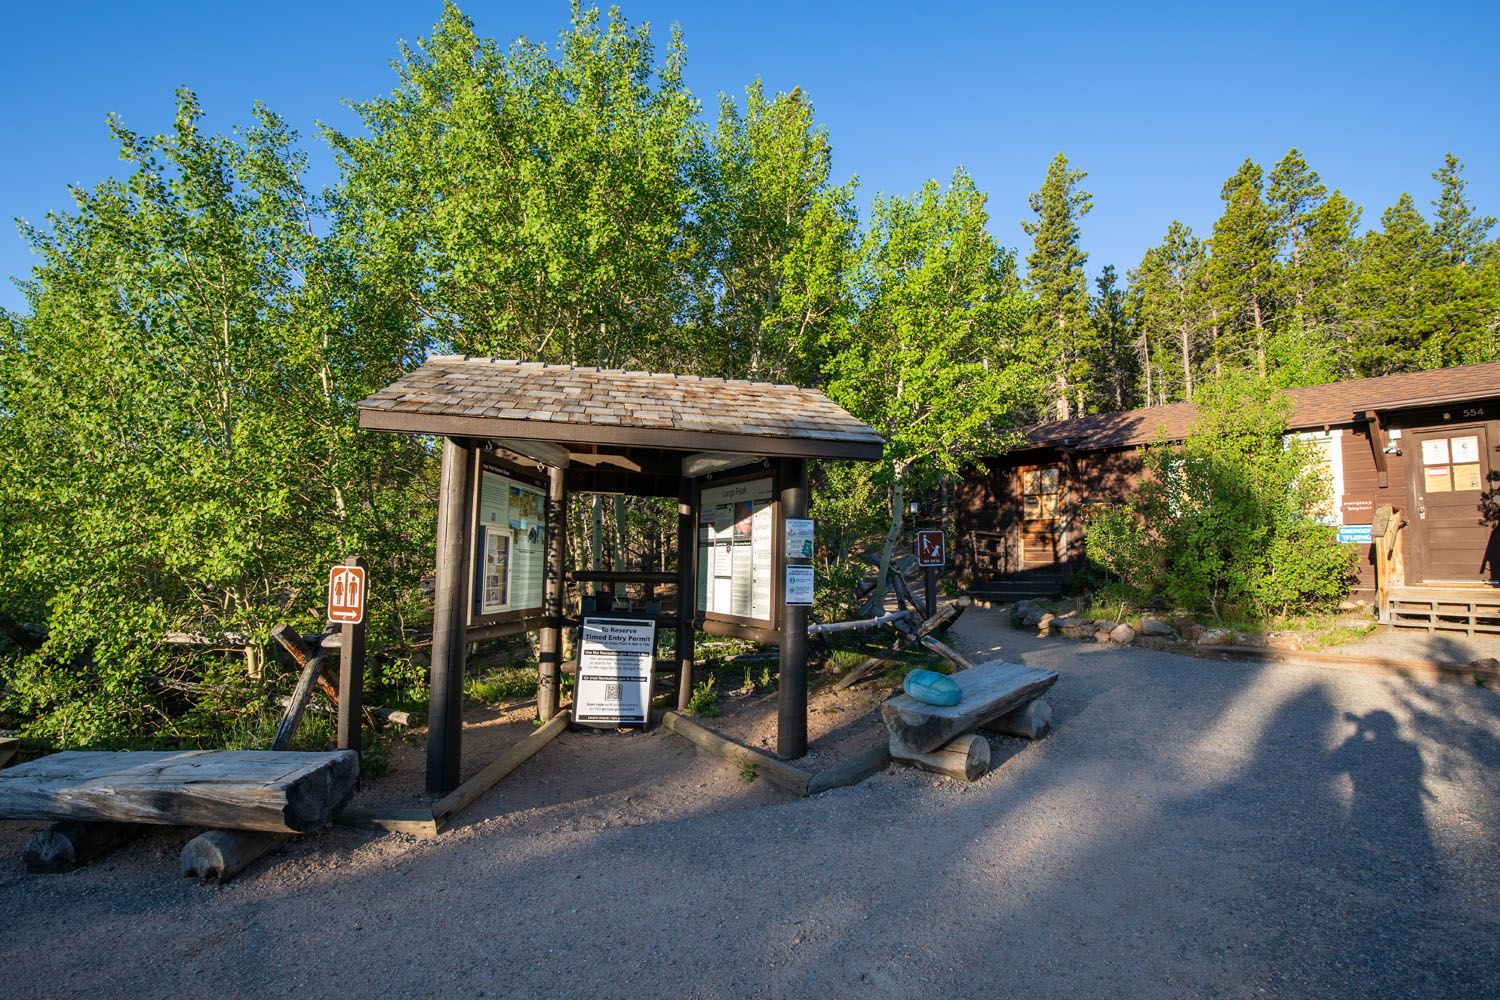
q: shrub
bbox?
[1086,371,1357,621]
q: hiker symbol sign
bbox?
[916,530,946,568]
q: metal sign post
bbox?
[916,529,945,620]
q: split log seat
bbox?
[881,660,1059,755]
[0,750,359,834]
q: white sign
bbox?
[785,518,815,559]
[1421,438,1449,465]
[476,470,547,614]
[785,565,815,607]
[698,477,775,621]
[573,617,656,727]
[1451,435,1480,464]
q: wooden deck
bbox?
[1386,585,1500,637]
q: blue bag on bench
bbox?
[903,669,961,707]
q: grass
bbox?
[464,667,540,706]
[686,675,721,717]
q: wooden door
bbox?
[1018,465,1062,568]
[1406,424,1496,584]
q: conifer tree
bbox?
[1130,221,1208,402]
[1209,159,1278,378]
[1431,152,1496,267]
[1022,153,1093,419]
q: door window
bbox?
[1421,433,1484,494]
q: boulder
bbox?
[1092,629,1111,643]
[1092,620,1119,633]
[1139,618,1173,638]
[1109,623,1137,645]
[1471,657,1499,672]
[1196,627,1230,646]
[1175,619,1203,641]
[1035,612,1055,636]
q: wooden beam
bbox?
[682,451,768,478]
[430,711,569,828]
[23,821,144,873]
[337,555,368,753]
[180,829,290,881]
[676,477,698,711]
[0,750,360,833]
[1364,410,1391,489]
[428,437,477,794]
[359,408,887,462]
[537,465,568,721]
[661,712,813,795]
[806,743,891,794]
[271,653,326,750]
[336,807,440,839]
[779,457,810,759]
[493,437,571,469]
[889,732,990,781]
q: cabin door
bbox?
[1018,465,1063,569]
[1405,424,1497,584]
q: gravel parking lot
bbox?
[3,609,1498,999]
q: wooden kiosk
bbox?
[358,357,883,794]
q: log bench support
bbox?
[981,697,1053,740]
[23,820,144,873]
[889,732,990,781]
[181,829,291,882]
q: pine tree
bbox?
[1129,221,1209,403]
[1022,153,1093,420]
[1346,194,1439,375]
[1208,159,1278,378]
[1432,152,1496,266]
[1267,149,1327,313]
[1088,265,1133,410]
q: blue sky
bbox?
[1,1,1497,313]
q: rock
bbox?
[1197,627,1230,646]
[1109,623,1137,645]
[1176,619,1203,641]
[1470,657,1499,672]
[1338,600,1358,612]
[1057,617,1094,638]
[1020,608,1046,628]
[1139,618,1173,637]
[1092,629,1111,643]
[1036,612,1055,636]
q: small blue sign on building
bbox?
[1338,524,1373,545]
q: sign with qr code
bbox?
[573,616,656,727]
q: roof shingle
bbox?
[1019,360,1500,451]
[357,356,884,458]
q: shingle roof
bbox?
[358,356,885,459]
[1020,359,1500,452]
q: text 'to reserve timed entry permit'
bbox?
[573,617,656,727]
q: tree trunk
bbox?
[862,469,907,617]
[1180,321,1194,401]
[613,495,628,604]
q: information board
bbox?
[476,470,547,615]
[785,565,815,606]
[573,617,656,727]
[698,477,774,621]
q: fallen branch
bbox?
[808,610,912,636]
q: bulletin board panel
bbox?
[469,455,551,630]
[694,464,784,636]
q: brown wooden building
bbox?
[956,360,1500,634]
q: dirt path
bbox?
[3,608,1498,998]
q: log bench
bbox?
[0,749,359,833]
[882,660,1059,780]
